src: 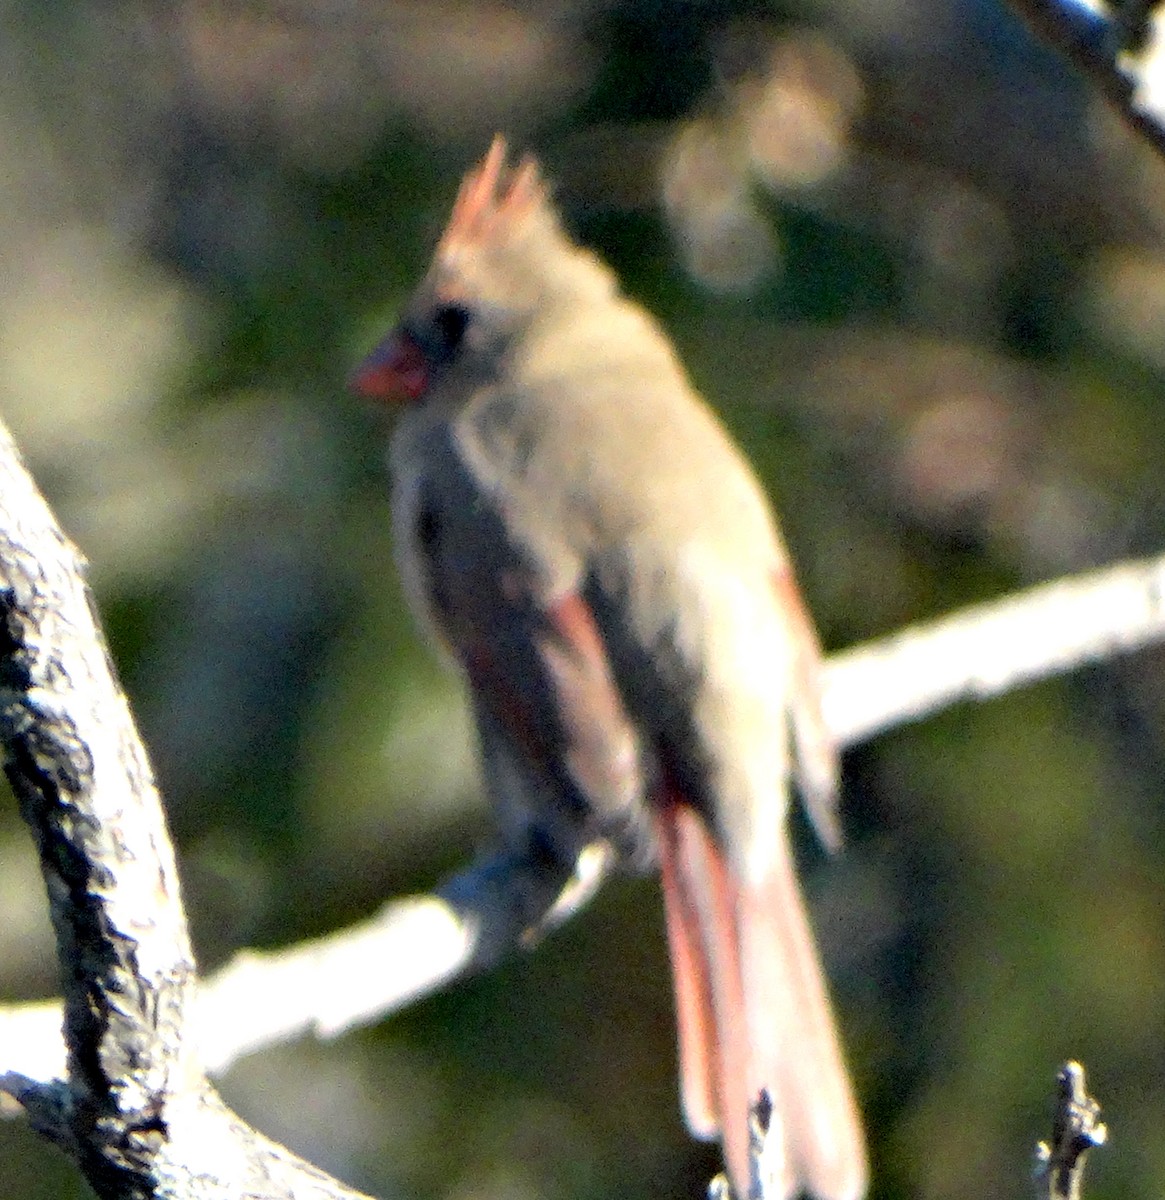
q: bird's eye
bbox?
[432,304,471,357]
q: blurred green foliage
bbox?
[1,2,1164,1200]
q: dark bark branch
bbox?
[1008,0,1165,158]
[0,420,373,1200]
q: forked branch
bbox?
[0,415,1149,1198]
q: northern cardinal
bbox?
[351,137,865,1200]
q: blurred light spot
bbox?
[303,662,480,868]
[378,684,478,826]
[0,225,195,454]
[661,119,778,292]
[1016,477,1111,572]
[740,34,862,190]
[175,0,596,164]
[1082,246,1165,371]
[660,28,862,290]
[222,1039,445,1186]
[0,223,213,580]
[896,392,1019,528]
[917,184,1012,290]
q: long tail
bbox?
[656,801,866,1200]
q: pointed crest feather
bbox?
[438,134,545,254]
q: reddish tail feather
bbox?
[656,797,866,1200]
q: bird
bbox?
[350,135,866,1200]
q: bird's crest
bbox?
[438,135,545,255]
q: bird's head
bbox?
[351,135,615,406]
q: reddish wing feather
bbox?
[540,594,643,807]
[658,789,866,1200]
[656,794,752,1189]
[452,583,645,848]
[656,801,719,1139]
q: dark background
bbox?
[0,2,1162,1199]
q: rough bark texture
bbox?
[0,420,374,1200]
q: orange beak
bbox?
[350,333,429,402]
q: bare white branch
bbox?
[8,550,1165,1090]
[823,552,1165,746]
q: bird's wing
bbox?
[403,442,651,866]
[774,563,842,850]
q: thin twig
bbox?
[1034,1061,1107,1200]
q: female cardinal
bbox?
[351,137,866,1200]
